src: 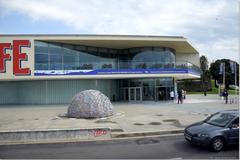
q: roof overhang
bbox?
[1,34,199,54]
[0,73,200,81]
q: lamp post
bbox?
[234,61,237,97]
[221,62,226,92]
[223,62,225,91]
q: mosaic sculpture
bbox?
[67,90,114,118]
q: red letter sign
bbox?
[13,40,31,75]
[0,43,11,73]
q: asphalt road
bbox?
[0,135,238,159]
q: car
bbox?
[184,109,239,152]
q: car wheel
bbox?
[210,137,224,152]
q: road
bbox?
[0,135,238,159]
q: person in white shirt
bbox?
[170,91,175,101]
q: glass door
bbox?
[129,87,135,101]
[120,87,129,101]
[136,87,142,101]
[129,87,142,101]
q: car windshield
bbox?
[205,113,235,127]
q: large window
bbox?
[35,41,176,71]
[35,41,49,70]
[49,43,62,70]
[130,47,175,69]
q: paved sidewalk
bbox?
[0,94,238,144]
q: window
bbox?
[34,41,176,71]
[35,41,48,53]
[231,118,239,128]
[131,47,175,69]
[49,54,62,70]
[206,113,235,127]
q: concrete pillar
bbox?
[174,78,178,98]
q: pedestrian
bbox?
[170,90,174,101]
[224,90,229,104]
[177,89,183,104]
[158,90,162,100]
[221,91,225,100]
[204,89,207,96]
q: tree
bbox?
[200,55,208,72]
[209,59,239,89]
[200,55,211,91]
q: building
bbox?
[0,34,201,104]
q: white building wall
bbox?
[0,35,200,81]
[176,52,200,67]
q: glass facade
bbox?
[35,41,176,70]
[119,78,174,101]
[32,40,200,103]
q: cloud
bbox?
[0,0,238,61]
[0,0,232,34]
[195,38,239,62]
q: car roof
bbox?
[219,109,239,117]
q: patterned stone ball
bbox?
[67,90,114,118]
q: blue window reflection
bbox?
[34,41,176,71]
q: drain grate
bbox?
[149,122,162,125]
[134,123,144,126]
[163,119,177,122]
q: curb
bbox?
[0,128,184,145]
[0,128,111,145]
[111,129,184,138]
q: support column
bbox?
[174,77,178,99]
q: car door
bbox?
[227,117,239,144]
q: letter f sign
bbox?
[0,43,11,73]
[0,40,31,75]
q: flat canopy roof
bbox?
[1,34,199,54]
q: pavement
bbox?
[0,94,238,144]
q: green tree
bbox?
[200,55,211,91]
[200,55,208,72]
[209,59,239,89]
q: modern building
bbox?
[0,35,201,104]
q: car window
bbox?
[231,118,239,128]
[206,113,235,127]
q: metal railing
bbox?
[36,60,201,75]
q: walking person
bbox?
[204,89,207,96]
[177,89,183,104]
[170,90,174,102]
[224,90,229,104]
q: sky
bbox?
[0,0,239,63]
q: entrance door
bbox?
[155,87,171,101]
[129,87,142,101]
[129,88,135,101]
[120,88,129,101]
[136,87,142,101]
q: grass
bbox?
[188,80,239,95]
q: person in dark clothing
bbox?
[203,88,207,96]
[224,90,229,104]
[177,89,183,104]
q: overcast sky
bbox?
[0,0,239,63]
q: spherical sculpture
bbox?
[67,90,114,118]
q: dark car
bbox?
[184,109,239,151]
